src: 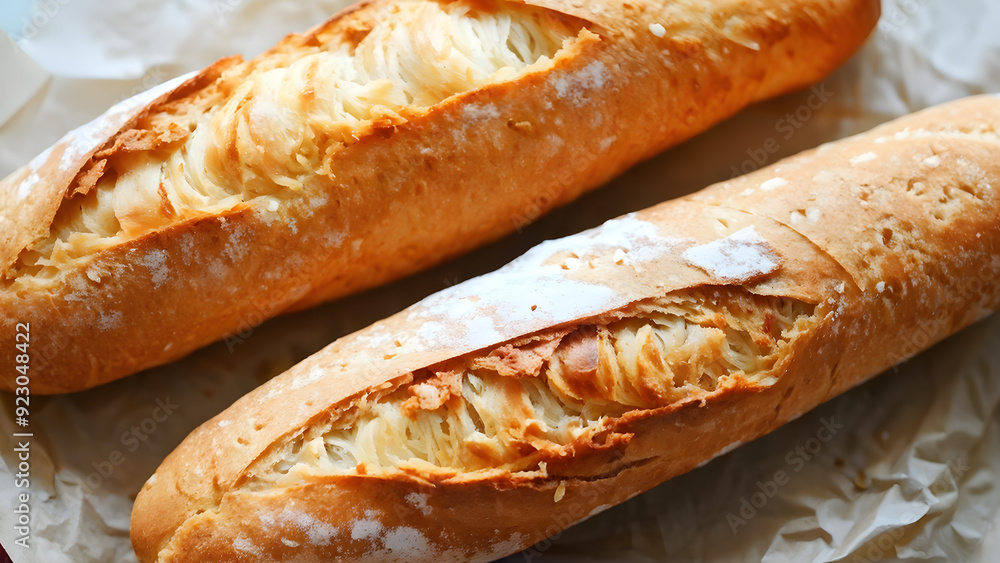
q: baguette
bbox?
[0,0,878,393]
[130,96,1000,562]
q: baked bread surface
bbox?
[0,0,878,393]
[131,95,1000,562]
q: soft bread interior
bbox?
[5,0,585,286]
[246,287,816,487]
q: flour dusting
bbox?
[682,226,780,281]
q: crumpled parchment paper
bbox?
[1,0,999,561]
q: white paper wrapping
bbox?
[1,0,999,561]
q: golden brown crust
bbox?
[132,95,1000,562]
[0,0,878,394]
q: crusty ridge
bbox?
[1,0,878,393]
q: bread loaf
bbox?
[129,95,1000,562]
[0,0,878,393]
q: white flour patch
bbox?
[16,172,40,201]
[553,61,608,106]
[232,534,262,556]
[97,311,123,332]
[138,249,171,288]
[381,527,432,557]
[303,519,337,546]
[351,518,384,541]
[290,367,329,390]
[480,533,528,560]
[682,226,780,281]
[223,225,250,262]
[263,508,339,546]
[463,103,500,120]
[411,214,680,350]
[405,493,432,516]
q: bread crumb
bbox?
[759,177,788,191]
[853,469,870,491]
[554,481,566,502]
[805,206,822,224]
[649,23,666,37]
[876,281,886,293]
[850,152,877,164]
[835,281,846,294]
[923,154,942,168]
[613,248,628,265]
